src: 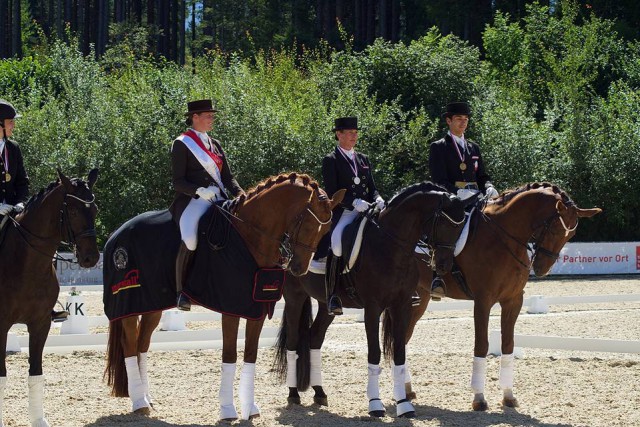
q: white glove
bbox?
[352,198,369,212]
[13,202,24,213]
[0,203,13,215]
[196,186,218,202]
[485,185,499,199]
[375,196,385,210]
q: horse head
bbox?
[530,189,601,276]
[234,173,344,276]
[283,184,345,277]
[58,168,100,268]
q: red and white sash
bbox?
[176,130,225,191]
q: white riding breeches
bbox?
[179,196,212,250]
[330,209,359,257]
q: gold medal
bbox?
[459,163,467,171]
[4,172,10,182]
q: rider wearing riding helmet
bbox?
[170,99,244,311]
[428,101,499,300]
[0,100,68,322]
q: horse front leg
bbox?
[1,327,9,426]
[120,316,150,414]
[499,295,524,408]
[219,315,240,420]
[308,301,335,406]
[471,301,492,411]
[27,319,52,427]
[390,303,415,418]
[364,307,385,417]
[404,278,430,401]
[238,318,265,420]
[136,312,162,408]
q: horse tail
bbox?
[382,308,394,363]
[273,296,313,391]
[104,319,129,397]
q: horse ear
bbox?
[577,207,602,218]
[87,168,99,189]
[57,168,72,187]
[330,189,346,209]
[556,200,567,214]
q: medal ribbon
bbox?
[449,132,466,163]
[337,147,358,178]
[1,144,8,179]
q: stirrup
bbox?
[430,277,446,301]
[51,310,69,323]
[177,293,191,311]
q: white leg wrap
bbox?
[1,376,6,427]
[367,364,385,414]
[286,351,298,388]
[470,356,487,394]
[219,363,238,420]
[499,353,515,390]
[392,364,406,401]
[28,375,50,427]
[239,363,260,420]
[138,352,153,406]
[125,356,149,412]
[309,349,322,387]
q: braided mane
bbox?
[387,181,447,209]
[497,182,575,207]
[228,172,321,211]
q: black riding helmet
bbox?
[0,100,20,130]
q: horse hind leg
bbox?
[137,312,161,408]
[120,316,150,415]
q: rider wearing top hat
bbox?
[428,101,498,300]
[322,116,385,315]
[170,99,244,311]
[0,100,67,321]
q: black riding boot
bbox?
[51,310,69,323]
[176,242,195,311]
[325,253,343,316]
[430,275,446,301]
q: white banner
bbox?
[56,242,640,286]
[548,242,640,275]
[56,252,103,287]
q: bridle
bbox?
[7,188,97,263]
[482,207,578,270]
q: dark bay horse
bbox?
[402,182,601,411]
[103,173,344,420]
[274,182,470,418]
[0,170,100,427]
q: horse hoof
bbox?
[503,397,519,408]
[399,411,415,418]
[287,396,301,405]
[472,400,488,411]
[313,396,328,406]
[369,410,385,418]
[134,407,150,416]
[249,413,261,420]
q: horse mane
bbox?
[497,182,576,208]
[228,172,322,211]
[387,181,448,209]
[22,180,61,213]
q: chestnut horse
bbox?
[274,182,471,418]
[401,182,601,411]
[0,170,100,427]
[103,173,344,420]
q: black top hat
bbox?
[332,116,360,132]
[441,102,471,119]
[0,99,21,120]
[185,99,218,116]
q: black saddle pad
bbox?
[103,207,281,321]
